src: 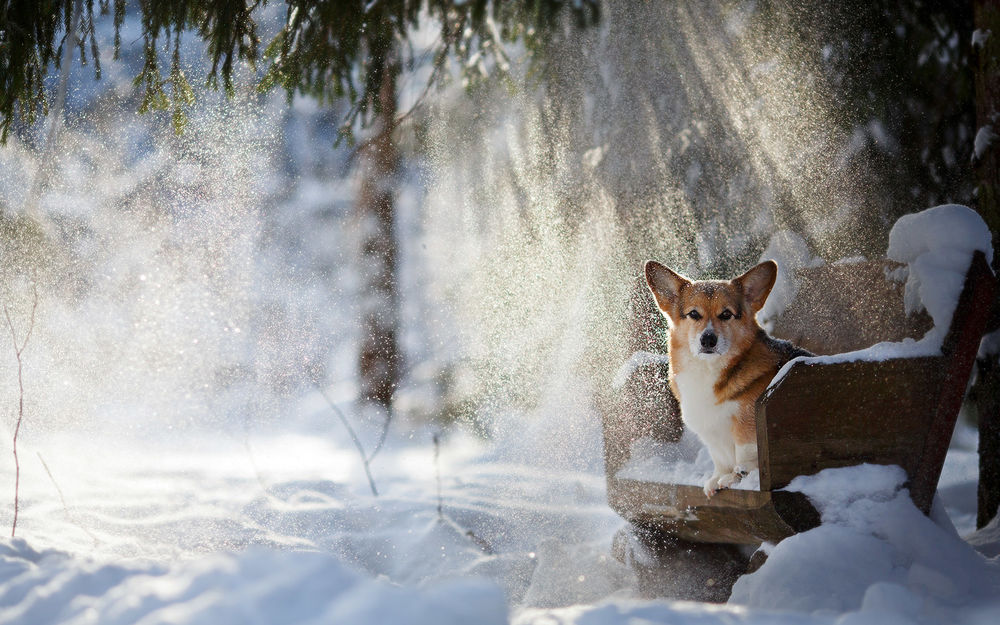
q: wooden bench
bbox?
[604,250,998,546]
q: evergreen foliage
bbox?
[259,0,597,142]
[0,0,599,143]
[1,0,122,141]
[773,0,975,234]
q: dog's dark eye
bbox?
[718,310,733,320]
[686,310,702,321]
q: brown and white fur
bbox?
[644,260,811,497]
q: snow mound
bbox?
[887,204,993,347]
[782,463,908,525]
[515,600,836,625]
[730,465,1000,620]
[0,541,508,625]
[973,28,992,48]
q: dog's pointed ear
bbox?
[734,260,777,311]
[645,260,689,319]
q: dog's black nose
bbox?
[700,331,717,349]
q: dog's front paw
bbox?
[703,476,722,498]
[716,471,744,491]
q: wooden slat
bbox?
[979,361,1000,528]
[757,357,941,492]
[608,478,819,544]
[911,251,996,512]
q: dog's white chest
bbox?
[673,361,739,446]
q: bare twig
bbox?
[390,46,448,130]
[5,284,38,537]
[316,387,379,497]
[366,407,393,463]
[241,436,270,493]
[36,453,68,515]
[428,432,493,553]
[37,452,99,547]
[433,432,443,520]
[212,401,271,494]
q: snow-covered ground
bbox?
[0,411,628,624]
[1,404,998,625]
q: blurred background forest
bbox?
[0,0,994,450]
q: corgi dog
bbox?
[644,260,811,497]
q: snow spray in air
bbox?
[419,1,886,470]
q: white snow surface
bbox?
[0,420,636,625]
[3,414,997,625]
[887,204,993,342]
[731,464,1000,622]
[0,540,508,625]
[615,434,760,491]
[968,514,1000,559]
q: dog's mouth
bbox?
[697,347,719,355]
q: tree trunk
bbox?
[356,46,401,408]
[973,0,1000,529]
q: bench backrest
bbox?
[757,251,997,512]
[769,260,932,355]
